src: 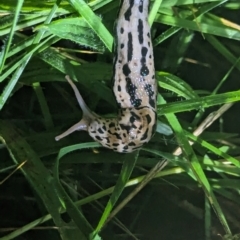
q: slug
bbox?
[55,0,157,153]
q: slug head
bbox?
[86,108,157,153]
[55,76,157,153]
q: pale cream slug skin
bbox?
[56,0,157,153]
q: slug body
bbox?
[55,0,157,153]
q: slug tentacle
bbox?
[55,75,98,141]
[65,75,96,120]
[55,119,88,141]
[55,0,157,153]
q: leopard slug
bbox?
[55,0,157,153]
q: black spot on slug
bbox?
[130,112,141,123]
[120,27,124,34]
[129,111,141,125]
[128,142,136,146]
[133,99,142,107]
[140,129,149,141]
[138,19,143,44]
[125,76,144,108]
[113,133,122,140]
[132,123,138,129]
[123,64,131,76]
[140,65,149,76]
[120,43,124,49]
[149,98,155,108]
[141,57,146,65]
[95,136,102,141]
[141,48,147,72]
[125,78,137,104]
[123,145,129,150]
[144,84,154,98]
[97,128,104,134]
[130,116,135,124]
[127,33,133,61]
[118,85,121,92]
[138,2,143,13]
[145,114,152,124]
[141,47,148,57]
[124,0,134,21]
[120,124,131,132]
[151,117,157,135]
[109,122,115,128]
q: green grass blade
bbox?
[206,35,240,70]
[158,72,198,99]
[54,146,95,239]
[32,82,54,129]
[39,17,105,51]
[6,32,52,58]
[0,35,56,110]
[187,133,240,168]
[93,151,139,236]
[38,48,115,105]
[56,142,102,160]
[162,102,231,234]
[149,0,163,26]
[68,0,113,51]
[0,0,24,72]
[0,16,52,36]
[158,89,240,115]
[155,15,240,40]
[153,0,228,45]
[0,1,60,110]
[161,0,227,6]
[0,120,86,239]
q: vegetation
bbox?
[0,0,240,239]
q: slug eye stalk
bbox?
[55,75,97,141]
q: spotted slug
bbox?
[55,0,157,153]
